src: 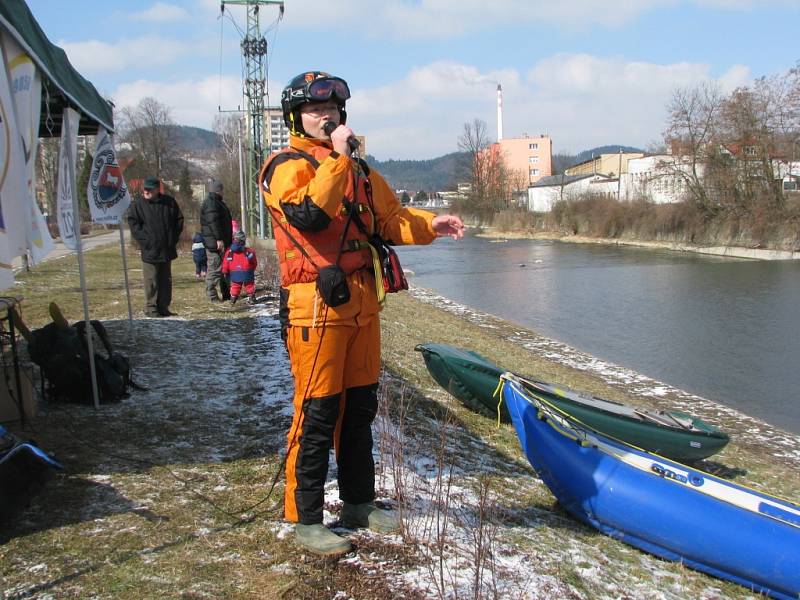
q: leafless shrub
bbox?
[375,377,504,599]
[260,249,281,293]
[374,377,417,535]
[492,209,537,233]
[455,474,501,599]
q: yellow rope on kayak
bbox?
[493,378,504,426]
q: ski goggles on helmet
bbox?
[304,77,351,104]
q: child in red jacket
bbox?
[222,230,258,304]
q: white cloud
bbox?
[111,76,245,130]
[131,2,189,23]
[279,0,687,38]
[99,56,756,160]
[279,0,793,38]
[694,0,791,8]
[60,37,193,74]
[348,55,752,159]
[717,64,751,93]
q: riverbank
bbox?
[476,228,800,260]
[1,241,798,598]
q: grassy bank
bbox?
[1,240,798,598]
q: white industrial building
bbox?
[622,155,696,204]
[527,173,617,212]
[529,154,704,211]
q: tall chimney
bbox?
[496,83,503,142]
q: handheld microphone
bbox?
[323,121,360,153]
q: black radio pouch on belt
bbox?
[316,264,350,306]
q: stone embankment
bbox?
[476,229,800,260]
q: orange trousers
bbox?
[283,316,381,523]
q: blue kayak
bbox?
[501,374,800,600]
[1,424,63,524]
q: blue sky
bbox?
[24,0,800,160]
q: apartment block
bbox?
[497,135,552,185]
[265,106,290,151]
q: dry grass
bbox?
[0,237,796,599]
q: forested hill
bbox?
[365,152,470,192]
[171,125,221,154]
[366,146,644,191]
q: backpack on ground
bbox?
[27,318,137,405]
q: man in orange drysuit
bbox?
[259,71,464,555]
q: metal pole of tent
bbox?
[65,110,101,409]
[238,120,246,235]
[119,226,134,333]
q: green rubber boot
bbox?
[341,503,400,533]
[295,523,352,556]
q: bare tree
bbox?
[37,137,60,222]
[506,167,529,208]
[118,97,176,180]
[719,67,800,207]
[458,118,509,217]
[212,114,244,224]
[662,82,723,211]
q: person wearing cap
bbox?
[200,179,233,303]
[221,230,258,305]
[127,177,184,318]
[259,71,464,556]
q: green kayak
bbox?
[415,343,730,462]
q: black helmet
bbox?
[280,71,350,136]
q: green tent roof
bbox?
[0,0,114,136]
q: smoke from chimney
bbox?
[496,83,503,142]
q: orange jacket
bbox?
[259,135,437,327]
[261,144,375,286]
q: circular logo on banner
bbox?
[89,142,128,212]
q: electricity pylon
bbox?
[221,0,284,238]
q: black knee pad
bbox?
[300,392,341,443]
[343,384,379,426]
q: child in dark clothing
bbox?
[191,232,207,279]
[222,230,258,304]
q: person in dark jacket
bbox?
[200,180,233,302]
[127,177,184,317]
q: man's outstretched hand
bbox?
[432,215,465,240]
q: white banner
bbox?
[87,127,131,224]
[0,37,28,264]
[56,108,80,251]
[2,32,54,263]
[0,91,14,289]
[0,41,26,290]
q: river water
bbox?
[396,235,800,434]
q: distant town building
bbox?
[621,155,693,204]
[265,106,290,151]
[496,134,552,185]
[528,173,616,212]
[565,152,644,177]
